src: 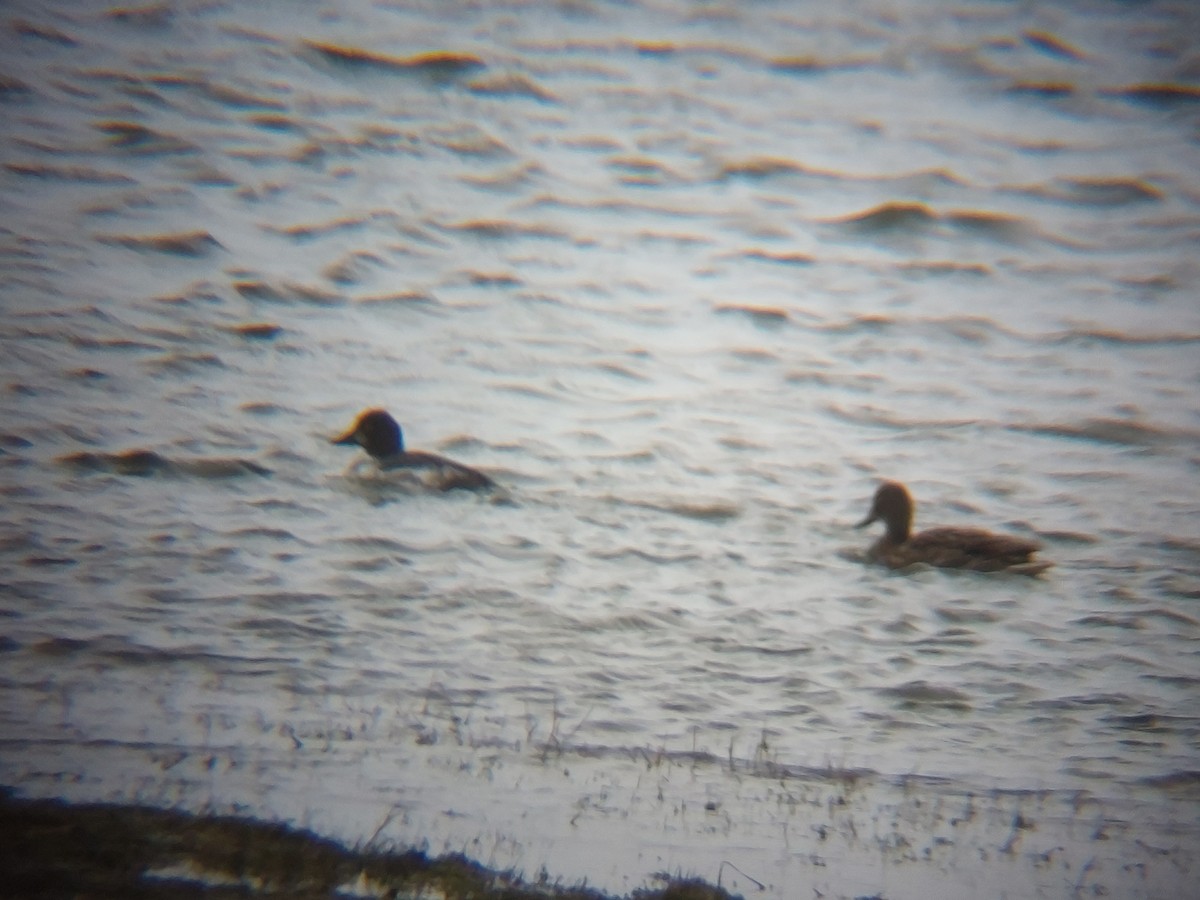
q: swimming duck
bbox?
[856,481,1049,574]
[332,408,495,491]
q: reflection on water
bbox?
[1,0,1198,896]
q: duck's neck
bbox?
[885,517,911,545]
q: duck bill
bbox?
[855,512,877,529]
[331,426,359,446]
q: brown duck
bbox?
[856,481,1049,574]
[332,408,495,491]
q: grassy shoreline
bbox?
[0,787,740,900]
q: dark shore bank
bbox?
[0,789,740,900]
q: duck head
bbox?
[856,480,914,544]
[333,408,405,459]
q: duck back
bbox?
[377,450,496,491]
[873,526,1047,574]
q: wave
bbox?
[945,209,1029,239]
[66,334,162,352]
[1008,176,1164,207]
[1046,328,1200,347]
[224,323,282,340]
[354,290,441,309]
[141,352,226,376]
[624,498,741,523]
[11,17,78,46]
[322,252,387,286]
[263,213,381,242]
[466,270,522,287]
[768,53,876,74]
[897,260,991,276]
[238,401,289,416]
[592,546,704,565]
[830,202,1030,242]
[232,279,344,305]
[1006,80,1077,98]
[246,112,304,133]
[832,201,937,230]
[878,680,972,710]
[0,73,30,100]
[303,42,485,79]
[58,449,271,478]
[714,156,810,180]
[94,120,195,155]
[99,230,222,257]
[461,162,544,191]
[1006,418,1187,448]
[739,249,815,267]
[446,219,568,240]
[713,303,791,327]
[608,155,686,187]
[199,82,286,111]
[28,635,230,667]
[825,403,977,431]
[812,313,1018,346]
[817,315,1200,349]
[5,163,133,183]
[1021,29,1087,62]
[106,4,172,27]
[1103,83,1200,107]
[1139,770,1200,790]
[467,72,557,103]
[426,123,512,157]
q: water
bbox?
[1,1,1199,897]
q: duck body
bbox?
[332,408,495,492]
[857,481,1048,575]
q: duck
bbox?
[332,408,495,491]
[856,480,1049,574]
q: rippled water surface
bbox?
[2,1,1199,897]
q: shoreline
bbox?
[0,786,739,900]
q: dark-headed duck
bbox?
[856,481,1049,575]
[332,408,495,491]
